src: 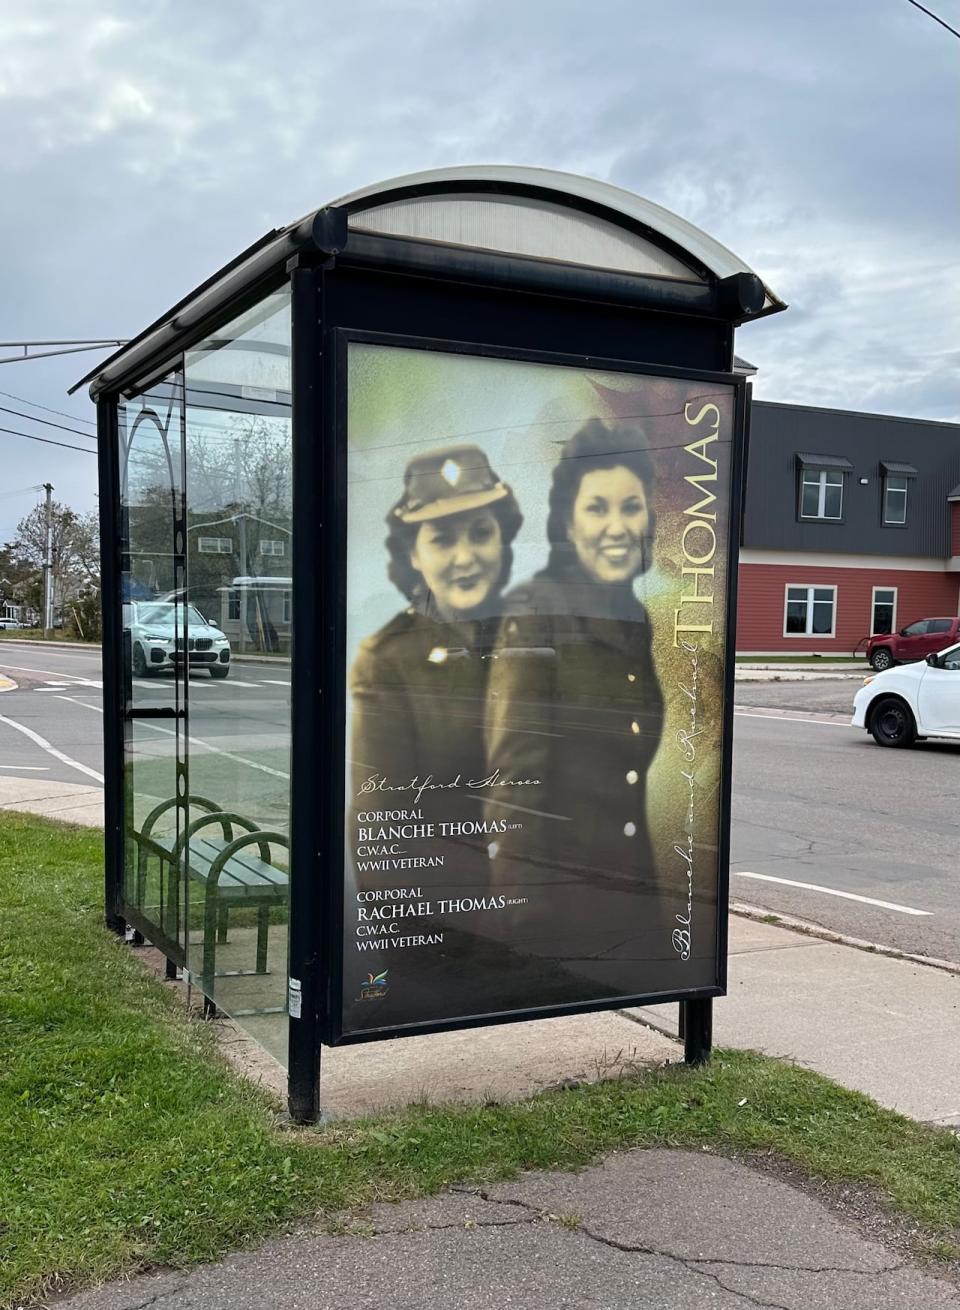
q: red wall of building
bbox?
[736,562,960,653]
[951,503,960,557]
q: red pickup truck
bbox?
[865,617,960,671]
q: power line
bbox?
[0,404,98,442]
[0,425,96,455]
[0,389,97,427]
[906,0,960,38]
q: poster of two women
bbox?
[342,341,737,1036]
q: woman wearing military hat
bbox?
[345,443,525,1028]
[483,417,670,1003]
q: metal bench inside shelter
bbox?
[133,797,289,1011]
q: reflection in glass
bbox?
[116,292,293,1067]
[182,291,293,1062]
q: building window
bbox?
[784,585,836,637]
[871,587,896,635]
[282,590,291,624]
[228,590,241,621]
[800,469,844,520]
[198,536,233,554]
[883,475,908,525]
[259,539,286,557]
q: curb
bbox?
[0,638,95,651]
[731,901,960,977]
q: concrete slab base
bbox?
[0,776,104,826]
[631,914,960,1124]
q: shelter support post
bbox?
[681,998,713,1065]
[97,395,126,936]
[286,263,323,1124]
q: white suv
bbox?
[852,640,960,746]
[125,601,231,679]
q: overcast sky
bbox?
[1,0,957,541]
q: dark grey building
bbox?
[737,401,960,652]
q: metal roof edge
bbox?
[74,167,785,398]
[332,165,784,310]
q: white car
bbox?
[124,601,231,679]
[852,640,960,746]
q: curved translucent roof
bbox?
[332,165,783,309]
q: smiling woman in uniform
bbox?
[346,443,524,1027]
[350,442,522,794]
[483,417,666,999]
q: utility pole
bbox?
[234,437,247,654]
[42,483,54,639]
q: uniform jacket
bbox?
[483,565,668,980]
[345,604,514,1032]
[350,605,499,803]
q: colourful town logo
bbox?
[359,969,389,1001]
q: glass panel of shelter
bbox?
[118,369,190,966]
[181,289,293,1064]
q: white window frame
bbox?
[282,589,292,624]
[883,475,908,526]
[227,590,241,621]
[870,586,897,635]
[258,539,286,557]
[197,536,233,555]
[783,583,838,638]
[799,468,844,521]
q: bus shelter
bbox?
[76,167,784,1122]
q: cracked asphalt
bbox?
[53,1150,960,1309]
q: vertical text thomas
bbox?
[673,400,723,647]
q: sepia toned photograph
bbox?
[342,342,737,1034]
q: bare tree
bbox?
[13,502,100,614]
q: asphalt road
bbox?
[0,643,957,964]
[0,642,292,828]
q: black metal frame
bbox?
[314,324,747,1052]
[97,396,125,935]
[287,264,324,1121]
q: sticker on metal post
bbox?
[288,976,302,1018]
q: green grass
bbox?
[2,814,959,1305]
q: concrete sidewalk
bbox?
[0,776,104,826]
[56,1149,960,1310]
[209,914,959,1128]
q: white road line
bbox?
[0,764,49,770]
[0,712,104,784]
[734,709,854,729]
[261,679,291,687]
[732,871,932,917]
[225,680,260,688]
[0,662,102,686]
[56,695,290,783]
[55,696,103,712]
[142,720,290,780]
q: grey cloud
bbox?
[0,0,956,536]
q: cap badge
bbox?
[440,458,461,486]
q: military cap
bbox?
[393,444,510,523]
